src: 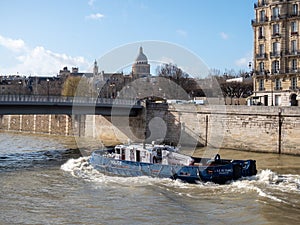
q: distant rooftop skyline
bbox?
[0,0,256,76]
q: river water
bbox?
[0,132,300,225]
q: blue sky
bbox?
[0,0,256,76]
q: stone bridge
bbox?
[0,95,143,116]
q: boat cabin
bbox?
[112,143,193,166]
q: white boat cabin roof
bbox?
[114,143,179,153]
[110,143,192,166]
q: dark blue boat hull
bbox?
[89,151,257,184]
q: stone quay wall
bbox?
[146,104,300,155]
[0,112,146,146]
[0,115,73,136]
[1,104,300,155]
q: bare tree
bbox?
[221,81,253,104]
[156,63,205,98]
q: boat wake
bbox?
[61,156,172,186]
[227,169,300,203]
[61,157,300,204]
[0,149,81,171]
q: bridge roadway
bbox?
[0,95,143,116]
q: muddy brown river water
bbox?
[0,132,299,225]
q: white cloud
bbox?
[15,46,90,75]
[85,13,104,20]
[0,35,26,52]
[158,56,175,64]
[176,29,188,38]
[235,57,247,67]
[0,34,90,75]
[220,32,229,40]
[235,52,253,68]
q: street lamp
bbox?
[46,78,50,101]
[248,62,252,71]
[18,80,22,100]
[278,108,283,154]
[110,83,115,98]
[265,71,274,106]
[271,77,274,106]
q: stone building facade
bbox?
[0,75,64,96]
[251,0,300,106]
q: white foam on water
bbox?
[61,157,97,179]
[257,169,300,193]
[230,179,285,203]
[223,169,300,203]
[61,157,91,172]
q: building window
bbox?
[275,95,281,106]
[272,24,280,35]
[292,59,298,71]
[258,27,264,38]
[260,10,266,22]
[272,42,280,56]
[272,60,280,73]
[291,21,298,34]
[272,7,280,19]
[291,77,297,89]
[292,4,298,16]
[259,79,264,91]
[275,78,281,90]
[292,40,297,53]
[259,44,265,56]
[259,62,265,73]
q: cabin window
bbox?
[121,148,126,160]
[130,149,134,161]
[156,148,162,157]
[136,150,141,162]
[115,148,120,154]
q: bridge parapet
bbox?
[0,95,140,106]
[0,95,142,115]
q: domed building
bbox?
[132,46,150,79]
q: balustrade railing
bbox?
[0,95,140,106]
